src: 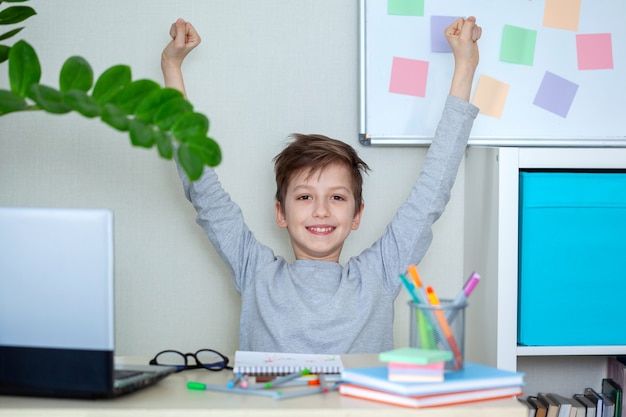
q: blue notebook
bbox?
[341,362,524,396]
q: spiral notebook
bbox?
[232,351,344,375]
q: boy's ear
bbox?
[351,203,365,230]
[275,201,288,228]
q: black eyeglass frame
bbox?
[149,348,232,373]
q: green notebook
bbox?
[379,347,452,365]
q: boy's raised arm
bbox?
[161,18,201,98]
[445,16,482,102]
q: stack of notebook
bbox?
[339,348,525,408]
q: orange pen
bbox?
[425,285,463,370]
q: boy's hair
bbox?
[273,134,370,216]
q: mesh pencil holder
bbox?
[408,299,467,371]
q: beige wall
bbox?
[0,1,468,357]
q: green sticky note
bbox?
[388,0,424,17]
[379,347,452,365]
[500,24,537,66]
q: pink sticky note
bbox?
[389,57,429,97]
[576,33,614,70]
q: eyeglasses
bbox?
[149,349,232,373]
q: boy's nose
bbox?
[313,200,330,218]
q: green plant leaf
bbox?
[0,5,35,25]
[153,97,193,130]
[128,118,155,148]
[112,79,160,114]
[0,88,27,115]
[92,65,131,104]
[171,112,209,141]
[59,56,93,92]
[188,135,222,167]
[28,84,71,114]
[8,39,40,97]
[154,129,173,159]
[0,27,23,42]
[100,102,130,131]
[177,142,204,181]
[134,87,183,122]
[63,90,100,118]
[0,44,8,63]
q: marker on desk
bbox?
[447,271,480,323]
[426,285,463,370]
[227,373,242,389]
[249,369,311,389]
[187,381,278,398]
[318,373,329,393]
[240,374,249,389]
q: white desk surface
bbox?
[0,355,527,417]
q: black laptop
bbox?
[0,207,175,399]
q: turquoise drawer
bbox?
[518,171,626,346]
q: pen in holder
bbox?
[408,299,467,371]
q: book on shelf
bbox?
[602,377,623,417]
[572,394,596,417]
[584,387,604,417]
[340,362,525,397]
[569,396,589,417]
[545,392,576,417]
[537,392,562,417]
[232,351,343,375]
[527,395,549,417]
[338,383,523,409]
[600,393,615,417]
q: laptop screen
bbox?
[0,207,115,351]
[0,207,117,397]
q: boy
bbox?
[161,16,481,354]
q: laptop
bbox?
[0,207,175,399]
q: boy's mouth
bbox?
[307,226,335,234]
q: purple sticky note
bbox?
[576,33,614,70]
[431,16,459,52]
[389,57,429,97]
[533,71,578,118]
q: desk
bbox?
[0,355,527,417]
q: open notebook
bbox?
[0,207,175,398]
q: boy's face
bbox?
[275,163,364,262]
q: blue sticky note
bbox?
[533,71,579,118]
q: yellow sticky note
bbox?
[543,0,581,31]
[472,75,510,119]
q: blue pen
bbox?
[446,272,480,323]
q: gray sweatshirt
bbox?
[178,95,478,354]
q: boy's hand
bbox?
[161,18,201,97]
[445,16,481,70]
[445,16,482,101]
[162,18,201,69]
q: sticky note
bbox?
[389,57,429,97]
[387,0,424,17]
[533,71,578,118]
[543,0,581,31]
[500,25,537,66]
[431,16,459,53]
[576,33,614,70]
[472,75,509,119]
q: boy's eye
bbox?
[332,195,345,201]
[297,195,312,200]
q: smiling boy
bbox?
[162,16,482,353]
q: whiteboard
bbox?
[359,0,626,146]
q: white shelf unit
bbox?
[495,147,626,372]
